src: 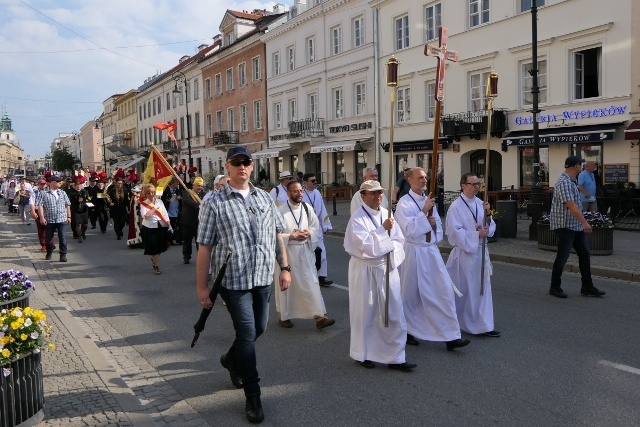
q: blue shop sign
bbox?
[503,123,622,147]
[514,105,626,126]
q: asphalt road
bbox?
[41,229,640,426]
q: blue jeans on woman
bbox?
[219,285,271,396]
[551,228,593,289]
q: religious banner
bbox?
[143,146,174,190]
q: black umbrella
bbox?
[191,250,232,348]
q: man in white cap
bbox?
[269,171,293,207]
[344,180,415,371]
[350,167,388,215]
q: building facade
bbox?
[0,108,25,177]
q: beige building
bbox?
[0,108,25,177]
[98,95,122,176]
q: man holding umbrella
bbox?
[196,146,291,424]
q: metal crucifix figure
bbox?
[424,27,459,242]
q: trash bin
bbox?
[496,200,517,238]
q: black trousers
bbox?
[89,208,97,227]
[181,224,198,259]
[97,208,108,232]
[111,211,127,238]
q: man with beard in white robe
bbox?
[301,173,334,286]
[395,168,470,351]
[275,181,335,330]
[344,180,416,371]
[445,173,501,338]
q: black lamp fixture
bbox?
[172,70,192,178]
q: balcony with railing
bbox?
[161,141,178,153]
[441,109,508,141]
[288,118,325,138]
[212,131,240,146]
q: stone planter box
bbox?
[1,352,45,427]
[0,291,31,311]
[537,223,613,255]
[325,186,354,201]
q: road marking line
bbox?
[328,283,348,292]
[599,360,640,376]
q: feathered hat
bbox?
[114,168,125,179]
[127,169,139,183]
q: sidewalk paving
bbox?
[326,200,640,283]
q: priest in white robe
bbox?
[350,167,388,215]
[445,173,500,338]
[301,173,333,286]
[344,180,416,371]
[395,168,470,351]
[275,181,335,330]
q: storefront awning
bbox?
[111,156,145,170]
[383,138,450,153]
[310,141,356,153]
[253,147,294,159]
[503,122,623,147]
[624,120,640,140]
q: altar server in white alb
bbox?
[275,181,335,330]
[302,173,333,286]
[344,180,416,371]
[395,168,470,351]
[269,171,294,207]
[445,173,500,338]
[350,167,389,215]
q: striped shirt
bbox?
[35,188,71,223]
[197,183,285,291]
[550,172,582,231]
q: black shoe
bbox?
[117,236,121,240]
[446,338,471,351]
[483,330,501,338]
[319,277,333,287]
[72,235,78,239]
[101,230,106,233]
[358,360,375,369]
[245,394,264,424]
[549,287,568,298]
[82,234,86,240]
[45,252,52,260]
[220,354,243,388]
[91,225,96,229]
[581,287,606,297]
[388,362,417,372]
[183,258,190,264]
[406,334,419,346]
[78,238,82,243]
[59,255,67,262]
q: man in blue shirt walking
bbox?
[577,161,598,212]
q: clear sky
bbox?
[0,0,276,158]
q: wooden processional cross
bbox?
[424,27,459,242]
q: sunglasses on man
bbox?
[228,158,253,167]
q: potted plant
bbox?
[1,306,54,427]
[537,212,614,255]
[0,270,34,311]
[487,209,499,243]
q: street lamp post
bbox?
[528,0,543,240]
[173,71,192,180]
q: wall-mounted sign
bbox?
[270,133,300,142]
[329,122,372,134]
[603,163,629,184]
[514,105,627,126]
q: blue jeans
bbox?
[551,228,593,289]
[45,222,67,254]
[219,285,271,396]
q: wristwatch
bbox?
[280,266,292,272]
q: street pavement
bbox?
[1,200,639,426]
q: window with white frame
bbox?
[395,15,409,51]
[274,103,282,128]
[215,74,222,96]
[178,88,184,106]
[157,96,162,113]
[166,93,170,110]
[273,52,280,77]
[252,57,261,81]
[521,59,547,107]
[397,87,411,123]
[354,82,366,116]
[186,82,191,103]
[205,78,211,99]
[332,26,342,55]
[153,99,156,116]
[195,112,201,136]
[333,87,343,119]
[226,68,234,91]
[139,105,142,120]
[240,104,248,133]
[173,91,178,108]
[426,81,445,120]
[254,101,263,129]
[239,63,246,86]
[469,0,489,28]
[206,114,213,138]
[353,16,365,48]
[194,78,200,100]
[573,46,601,100]
[216,111,223,131]
[287,46,295,71]
[469,70,490,112]
[227,108,235,131]
[520,0,545,13]
[288,98,297,122]
[180,117,185,139]
[308,93,318,119]
[425,3,442,42]
[306,37,316,64]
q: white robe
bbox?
[269,184,289,207]
[275,202,326,320]
[344,204,406,364]
[395,191,461,341]
[302,188,332,277]
[445,194,496,334]
[350,191,389,215]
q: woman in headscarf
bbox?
[139,183,171,275]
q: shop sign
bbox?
[270,133,301,141]
[329,122,372,133]
[514,105,627,126]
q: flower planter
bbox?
[0,291,30,311]
[537,223,613,255]
[1,352,45,427]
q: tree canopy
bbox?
[51,148,74,173]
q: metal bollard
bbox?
[333,195,337,216]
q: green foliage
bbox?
[51,148,74,172]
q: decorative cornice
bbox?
[458,51,499,66]
[328,73,346,81]
[301,77,322,87]
[348,67,369,75]
[417,66,438,76]
[557,22,613,42]
[508,37,556,54]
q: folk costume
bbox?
[105,183,130,240]
[68,185,89,242]
[127,185,143,248]
[302,187,333,281]
[139,197,170,256]
[344,204,407,365]
[445,194,496,334]
[395,191,463,343]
